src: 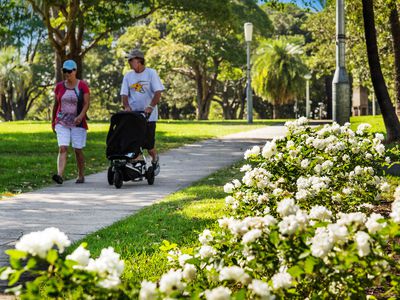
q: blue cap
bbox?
[63,59,77,70]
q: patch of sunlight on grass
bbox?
[178,199,226,220]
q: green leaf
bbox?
[304,256,317,274]
[269,231,279,247]
[47,249,58,265]
[233,288,246,300]
[8,269,24,286]
[26,257,37,269]
[288,265,304,278]
[159,240,178,252]
[5,249,27,260]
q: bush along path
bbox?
[2,118,400,299]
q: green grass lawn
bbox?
[0,119,286,196]
[69,162,242,285]
[350,115,386,133]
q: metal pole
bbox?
[332,0,351,124]
[306,79,310,118]
[372,92,376,116]
[246,41,253,124]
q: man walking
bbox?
[120,49,164,175]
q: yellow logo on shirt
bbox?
[130,82,145,93]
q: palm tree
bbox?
[252,39,307,119]
[0,47,32,121]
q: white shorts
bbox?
[55,124,87,149]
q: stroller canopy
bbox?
[106,111,147,158]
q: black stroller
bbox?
[106,111,155,189]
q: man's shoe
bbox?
[75,177,85,184]
[152,156,160,176]
[52,174,63,184]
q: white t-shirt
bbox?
[120,67,165,122]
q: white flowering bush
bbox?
[131,120,400,299]
[0,227,129,299]
[137,189,400,299]
[225,119,392,216]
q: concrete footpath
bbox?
[0,125,287,280]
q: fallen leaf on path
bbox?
[1,192,16,198]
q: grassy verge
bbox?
[350,115,385,133]
[349,116,400,185]
[0,119,285,196]
[70,162,243,285]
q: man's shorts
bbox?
[55,124,87,149]
[143,121,156,150]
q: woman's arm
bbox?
[74,92,90,125]
[51,96,58,132]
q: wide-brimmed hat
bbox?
[126,49,144,60]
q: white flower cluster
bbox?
[15,227,71,259]
[9,229,125,291]
[308,209,389,260]
[390,186,400,223]
[296,176,331,200]
[242,167,273,189]
[244,145,261,159]
[66,245,90,267]
[228,120,390,217]
[278,210,308,235]
[262,141,277,159]
[84,247,125,289]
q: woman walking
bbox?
[51,59,90,184]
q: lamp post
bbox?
[372,92,376,116]
[332,0,351,124]
[304,73,312,118]
[244,22,253,124]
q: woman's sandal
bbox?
[52,174,63,184]
[75,177,85,184]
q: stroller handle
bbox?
[122,110,150,121]
[136,111,151,121]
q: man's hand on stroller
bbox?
[144,106,153,115]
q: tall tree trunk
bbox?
[195,72,206,120]
[195,66,218,120]
[272,105,277,119]
[197,98,212,120]
[389,2,400,115]
[55,49,64,83]
[361,0,400,142]
[239,88,246,119]
[13,90,30,120]
[0,92,12,121]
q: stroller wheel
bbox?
[114,170,123,189]
[146,166,155,185]
[107,167,114,185]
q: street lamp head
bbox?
[304,73,312,80]
[244,22,253,42]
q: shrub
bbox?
[224,118,391,217]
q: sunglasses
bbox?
[62,69,75,74]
